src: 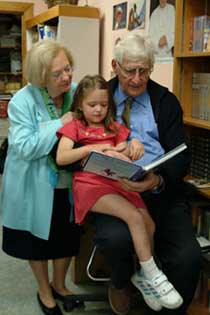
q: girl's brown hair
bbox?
[72,75,117,132]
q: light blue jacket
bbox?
[0,83,77,240]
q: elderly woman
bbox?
[0,40,80,315]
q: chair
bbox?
[67,244,110,304]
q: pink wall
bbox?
[0,0,47,15]
[79,0,174,91]
[2,0,173,90]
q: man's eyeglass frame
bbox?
[117,62,152,78]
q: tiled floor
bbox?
[0,175,147,315]
[0,239,146,315]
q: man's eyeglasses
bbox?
[51,65,73,81]
[117,62,151,78]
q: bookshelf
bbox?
[173,0,210,198]
[0,2,33,145]
[173,1,210,314]
[25,5,100,84]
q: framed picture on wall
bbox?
[148,0,176,63]
[113,2,127,30]
[128,0,146,31]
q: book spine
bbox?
[193,16,204,52]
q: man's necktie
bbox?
[122,97,133,128]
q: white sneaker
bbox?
[131,271,162,311]
[132,270,183,310]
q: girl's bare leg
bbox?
[91,193,152,262]
[137,207,155,253]
[91,194,183,310]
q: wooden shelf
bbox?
[188,300,209,315]
[184,117,210,130]
[25,4,100,29]
[197,188,210,200]
[0,72,21,75]
[26,5,100,84]
[173,1,210,312]
[185,175,210,199]
[175,51,210,58]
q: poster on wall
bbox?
[113,33,124,47]
[128,0,146,31]
[148,0,175,64]
[113,2,127,30]
[111,33,125,78]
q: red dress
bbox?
[57,119,146,224]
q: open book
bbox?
[82,143,187,181]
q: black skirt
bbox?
[2,189,81,260]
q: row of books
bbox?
[189,135,210,181]
[189,15,210,52]
[191,72,210,121]
[38,24,57,41]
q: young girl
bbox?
[56,75,183,311]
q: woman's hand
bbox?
[129,138,144,161]
[61,111,74,125]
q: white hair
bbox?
[116,6,123,14]
[113,33,155,69]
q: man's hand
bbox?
[129,138,144,161]
[119,172,161,193]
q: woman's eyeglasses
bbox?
[51,65,73,81]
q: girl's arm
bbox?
[56,135,112,166]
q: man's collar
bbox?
[115,82,148,106]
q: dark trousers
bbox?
[93,191,202,315]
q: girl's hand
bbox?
[87,143,112,153]
[104,149,131,162]
[129,138,144,161]
[113,142,128,152]
[61,111,74,125]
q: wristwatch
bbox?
[151,175,165,194]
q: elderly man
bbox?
[93,33,201,315]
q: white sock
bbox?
[139,256,161,280]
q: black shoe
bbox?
[37,293,63,315]
[51,286,84,312]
